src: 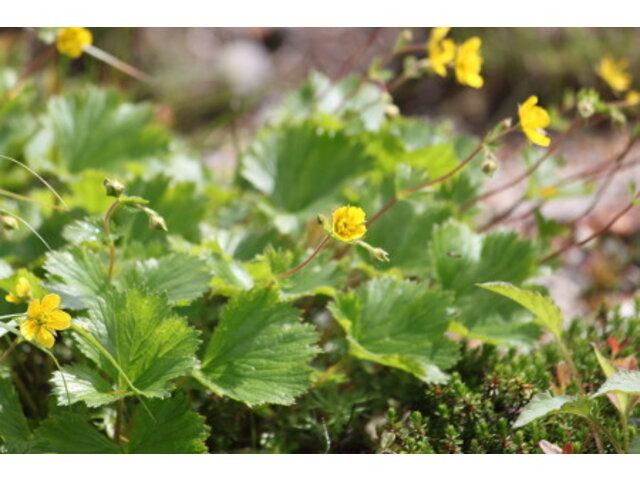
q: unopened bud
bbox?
[104,178,125,198]
[149,213,168,232]
[482,159,498,177]
[0,215,18,231]
[370,247,390,262]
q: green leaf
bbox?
[43,87,169,173]
[592,344,630,415]
[241,120,374,214]
[35,396,209,454]
[51,364,129,408]
[429,220,540,345]
[477,282,564,340]
[126,395,209,453]
[329,276,459,383]
[361,198,453,275]
[514,392,585,428]
[195,288,320,406]
[35,410,120,454]
[124,253,211,304]
[80,289,200,398]
[593,370,640,397]
[43,248,109,309]
[0,377,32,451]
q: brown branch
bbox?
[539,194,638,264]
[460,118,583,213]
[276,235,330,279]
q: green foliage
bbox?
[77,289,200,399]
[513,393,583,428]
[0,376,32,452]
[34,87,169,173]
[240,119,374,226]
[330,276,459,383]
[478,282,564,340]
[593,370,640,397]
[195,288,320,406]
[430,220,540,345]
[35,396,208,453]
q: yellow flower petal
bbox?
[518,96,551,147]
[40,294,61,313]
[5,292,20,304]
[331,206,368,242]
[15,278,31,298]
[27,299,43,318]
[35,327,55,349]
[523,128,551,147]
[20,319,39,341]
[56,27,93,58]
[596,56,632,93]
[46,309,72,331]
[454,37,484,89]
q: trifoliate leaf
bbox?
[194,288,320,406]
[329,276,459,384]
[80,289,200,398]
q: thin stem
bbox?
[0,154,69,211]
[103,199,120,281]
[83,45,154,85]
[0,337,19,364]
[0,188,67,211]
[460,118,582,213]
[1,209,52,251]
[276,235,330,280]
[540,194,638,264]
[590,417,624,454]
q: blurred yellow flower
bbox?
[5,277,32,304]
[455,37,484,88]
[20,294,71,349]
[56,27,93,58]
[331,206,367,242]
[626,90,640,105]
[518,96,551,147]
[596,56,632,93]
[428,27,456,77]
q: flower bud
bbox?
[104,178,125,198]
[481,159,498,177]
[0,215,18,231]
[148,213,168,232]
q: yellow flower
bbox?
[454,37,484,89]
[56,27,93,58]
[626,90,640,105]
[518,95,551,147]
[331,206,367,242]
[428,27,456,77]
[596,56,632,93]
[20,294,72,349]
[5,277,32,304]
